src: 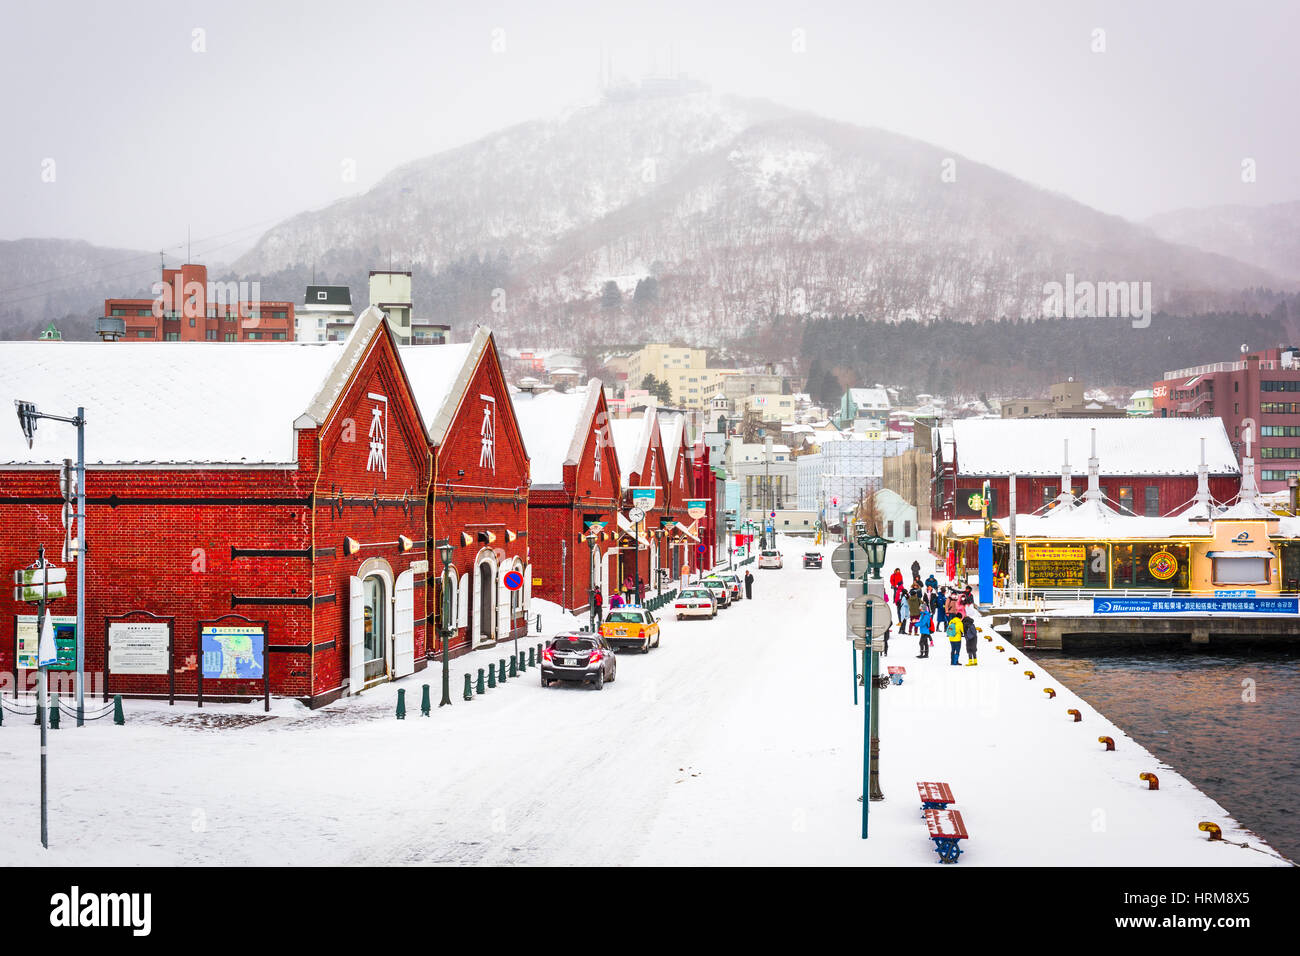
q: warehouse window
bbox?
[1144,486,1160,517]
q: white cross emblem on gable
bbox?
[366,393,388,478]
[480,400,496,472]
[593,428,602,483]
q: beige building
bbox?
[743,393,796,422]
[626,344,738,409]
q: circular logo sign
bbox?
[1147,551,1178,580]
[628,507,645,523]
[966,492,985,512]
[503,570,523,591]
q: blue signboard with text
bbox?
[1093,597,1298,615]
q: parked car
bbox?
[758,549,784,569]
[712,572,744,601]
[802,552,823,569]
[674,587,717,620]
[600,606,661,653]
[697,576,733,608]
[541,632,617,689]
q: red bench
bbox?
[916,780,955,813]
[924,808,969,864]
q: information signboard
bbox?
[1093,597,1298,615]
[108,621,171,675]
[200,625,266,680]
[15,615,76,670]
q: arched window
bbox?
[362,574,387,682]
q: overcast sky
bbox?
[2,0,1297,257]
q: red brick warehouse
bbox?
[0,309,432,708]
[513,379,624,614]
[403,328,532,658]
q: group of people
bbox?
[886,562,979,666]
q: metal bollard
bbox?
[463,673,474,701]
[536,642,543,661]
[517,651,527,672]
[487,665,497,689]
[536,614,542,633]
[528,647,536,667]
[509,655,518,678]
[396,688,406,720]
[498,659,507,683]
[421,684,431,716]
[49,696,60,730]
[477,668,486,694]
[113,695,125,726]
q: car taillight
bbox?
[589,649,603,663]
[675,603,686,608]
[542,647,553,661]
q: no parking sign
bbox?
[504,570,523,591]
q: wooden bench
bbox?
[887,666,907,685]
[924,808,969,864]
[916,780,955,813]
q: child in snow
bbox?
[917,604,932,658]
[963,615,979,665]
[946,615,964,666]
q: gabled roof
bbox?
[398,328,487,446]
[0,307,393,467]
[513,380,604,486]
[951,418,1239,477]
[659,412,687,479]
[608,408,657,481]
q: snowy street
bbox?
[0,537,1287,866]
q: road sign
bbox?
[14,567,67,586]
[847,595,892,639]
[503,570,523,591]
[628,507,645,523]
[15,583,67,602]
[830,542,869,581]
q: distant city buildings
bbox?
[99,262,294,342]
[1153,345,1300,491]
[1000,380,1126,419]
[296,285,355,342]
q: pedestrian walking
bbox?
[963,615,979,665]
[894,585,908,634]
[946,588,964,622]
[593,586,604,624]
[910,559,921,582]
[946,615,964,666]
[907,584,923,633]
[623,574,635,602]
[889,567,904,592]
[609,591,625,609]
[933,586,947,629]
[961,585,975,613]
[744,569,754,599]
[917,604,932,658]
[924,572,939,591]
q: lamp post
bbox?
[15,400,86,727]
[588,533,599,631]
[437,539,455,707]
[861,528,890,804]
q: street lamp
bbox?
[437,539,455,707]
[862,528,889,580]
[859,526,890,804]
[15,400,87,727]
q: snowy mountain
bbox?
[232,90,1282,346]
[1146,200,1300,282]
[0,238,157,339]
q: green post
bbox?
[396,688,406,720]
[518,651,527,672]
[509,655,518,678]
[498,659,507,683]
[487,665,496,689]
[113,694,124,725]
[476,668,486,694]
[421,684,431,716]
[536,642,543,661]
[49,696,60,730]
[34,700,42,726]
[528,647,535,667]
[463,673,473,701]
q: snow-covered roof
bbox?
[512,381,600,486]
[659,412,687,479]
[951,418,1239,477]
[849,387,890,409]
[398,332,483,446]
[608,410,656,479]
[0,310,393,467]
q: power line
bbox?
[0,215,284,299]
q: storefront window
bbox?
[363,575,387,681]
[1113,543,1189,589]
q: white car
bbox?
[674,587,717,620]
[758,549,783,569]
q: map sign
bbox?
[108,621,171,675]
[15,615,76,670]
[201,625,265,680]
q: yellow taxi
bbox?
[599,606,661,654]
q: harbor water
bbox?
[1034,649,1300,863]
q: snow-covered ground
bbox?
[0,537,1286,866]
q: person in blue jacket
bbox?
[946,616,964,665]
[916,604,932,658]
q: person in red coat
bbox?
[889,567,904,592]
